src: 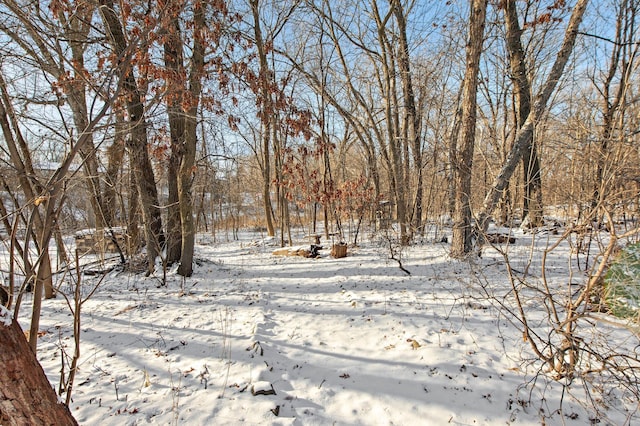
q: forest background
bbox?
[0,0,639,423]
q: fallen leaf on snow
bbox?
[407,338,421,349]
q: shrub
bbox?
[604,242,640,321]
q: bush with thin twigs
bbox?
[474,217,640,423]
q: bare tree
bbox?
[588,0,640,221]
[98,0,165,274]
[503,0,544,228]
[391,0,425,239]
[249,0,279,237]
[163,3,186,264]
[0,62,120,351]
[0,1,116,229]
[162,0,211,277]
[476,0,589,240]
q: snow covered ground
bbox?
[12,229,639,425]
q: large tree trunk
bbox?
[176,98,199,278]
[166,148,182,264]
[128,99,165,275]
[450,0,488,258]
[0,313,78,425]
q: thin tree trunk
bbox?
[251,0,276,237]
[371,2,408,244]
[450,0,488,258]
[504,0,543,228]
[392,0,423,240]
[447,105,462,219]
[177,0,208,277]
[104,115,126,231]
[99,0,164,273]
[164,13,185,265]
[591,0,638,217]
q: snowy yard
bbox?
[14,230,639,425]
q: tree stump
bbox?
[331,243,348,258]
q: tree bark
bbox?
[450,0,488,258]
[164,10,186,266]
[0,313,78,425]
[166,149,182,264]
[127,156,142,255]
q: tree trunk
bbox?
[164,14,186,266]
[450,0,488,258]
[392,0,423,240]
[371,2,408,244]
[447,105,462,219]
[1,314,78,425]
[522,145,543,227]
[176,111,197,278]
[251,0,276,237]
[67,74,109,229]
[504,0,544,228]
[177,0,207,277]
[104,119,125,232]
[129,104,165,275]
[166,148,182,264]
[127,155,141,256]
[99,0,165,274]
